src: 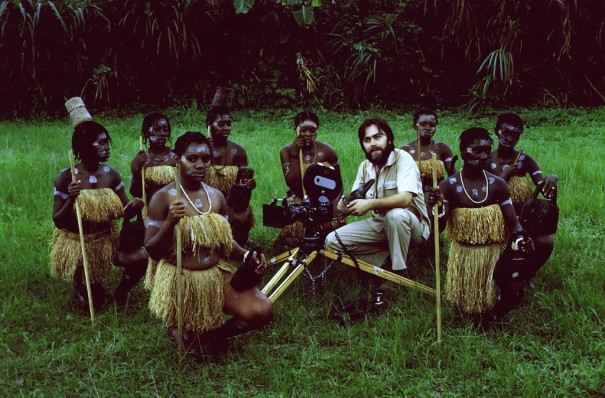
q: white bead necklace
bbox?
[459,168,489,204]
[180,184,212,215]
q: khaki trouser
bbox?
[325,208,425,270]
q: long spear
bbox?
[297,128,306,198]
[175,165,184,352]
[140,136,147,218]
[69,150,95,324]
[432,153,442,344]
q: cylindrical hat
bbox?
[211,87,234,108]
[65,97,92,128]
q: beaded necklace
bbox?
[460,168,489,204]
[180,184,212,215]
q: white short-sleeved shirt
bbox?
[352,148,430,240]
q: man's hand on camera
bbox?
[346,199,372,216]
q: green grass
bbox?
[1,107,604,397]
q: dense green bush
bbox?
[0,0,603,117]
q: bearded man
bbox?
[324,118,430,273]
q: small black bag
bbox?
[117,210,145,252]
[230,245,263,291]
[519,184,559,235]
[493,231,535,287]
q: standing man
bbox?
[325,118,430,273]
[489,112,557,276]
[205,105,256,245]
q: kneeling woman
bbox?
[145,132,272,360]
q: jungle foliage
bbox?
[1,0,604,117]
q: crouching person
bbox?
[145,132,272,361]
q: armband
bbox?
[53,187,69,200]
[500,198,513,207]
[146,217,164,229]
[115,181,124,191]
[511,237,524,251]
[532,170,542,176]
[444,157,453,162]
[243,250,251,263]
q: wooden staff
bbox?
[431,153,442,344]
[140,136,147,218]
[69,150,95,325]
[297,128,306,197]
[417,130,421,166]
[175,164,184,352]
[514,148,524,164]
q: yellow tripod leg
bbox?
[268,251,319,303]
[267,248,299,267]
[321,249,436,296]
[262,249,300,296]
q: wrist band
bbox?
[433,205,446,218]
[243,250,251,263]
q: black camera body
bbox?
[263,196,333,229]
[263,164,342,252]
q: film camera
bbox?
[263,164,342,252]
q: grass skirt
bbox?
[172,214,233,260]
[445,242,502,313]
[205,165,238,195]
[276,222,305,248]
[148,259,236,332]
[50,224,118,283]
[144,165,176,186]
[445,205,507,313]
[508,176,533,207]
[76,188,123,223]
[144,258,158,291]
[418,159,444,180]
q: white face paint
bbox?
[149,136,158,142]
[168,188,177,196]
[466,147,473,154]
[89,175,97,184]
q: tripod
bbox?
[261,235,436,303]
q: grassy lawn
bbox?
[1,107,603,397]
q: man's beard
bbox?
[365,146,392,166]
